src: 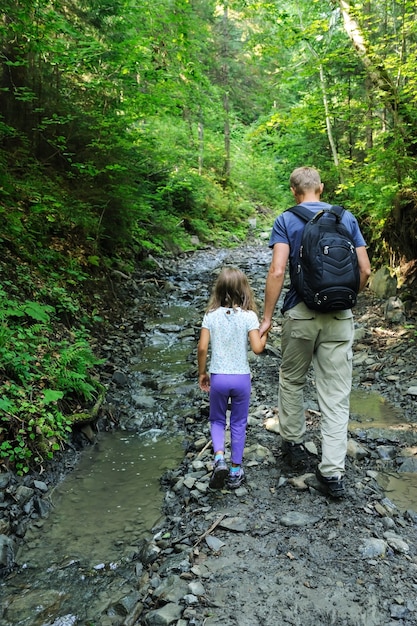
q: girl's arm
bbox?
[197,328,210,391]
[249,328,269,355]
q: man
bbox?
[259,167,371,498]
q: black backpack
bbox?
[287,204,360,312]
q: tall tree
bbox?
[331,0,417,164]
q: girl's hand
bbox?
[199,372,210,392]
[249,327,270,354]
[259,319,271,338]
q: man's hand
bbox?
[259,319,271,338]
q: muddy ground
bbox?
[138,248,417,626]
[152,287,417,626]
[1,244,417,626]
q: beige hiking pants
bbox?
[278,301,354,477]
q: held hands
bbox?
[259,319,272,338]
[259,325,270,351]
[199,372,210,392]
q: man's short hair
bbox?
[290,167,322,195]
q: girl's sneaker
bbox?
[227,467,245,489]
[209,457,228,490]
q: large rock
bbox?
[384,296,405,323]
[143,602,182,625]
[370,267,397,298]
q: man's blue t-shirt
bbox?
[269,201,367,314]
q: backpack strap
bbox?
[287,204,345,223]
[286,205,314,222]
[328,205,345,222]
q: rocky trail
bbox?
[149,275,417,626]
[1,244,417,626]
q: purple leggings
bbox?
[209,373,251,465]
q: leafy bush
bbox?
[0,289,103,474]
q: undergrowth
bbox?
[0,287,104,475]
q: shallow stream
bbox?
[350,389,417,511]
[21,433,184,568]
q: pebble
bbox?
[360,538,387,558]
[205,536,225,551]
[219,516,248,532]
[280,511,322,528]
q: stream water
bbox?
[20,433,184,568]
[1,245,416,625]
[349,389,417,511]
[1,274,204,624]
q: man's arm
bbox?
[259,242,289,336]
[356,246,371,292]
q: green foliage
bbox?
[0,289,103,474]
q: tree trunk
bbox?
[198,114,204,176]
[223,90,231,180]
[319,63,343,181]
[332,0,399,118]
[220,3,231,184]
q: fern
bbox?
[45,340,103,400]
[0,289,103,473]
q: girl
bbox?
[197,267,268,490]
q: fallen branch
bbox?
[197,439,212,458]
[70,387,106,425]
[194,514,227,547]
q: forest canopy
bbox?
[2,0,417,260]
[1,0,417,472]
